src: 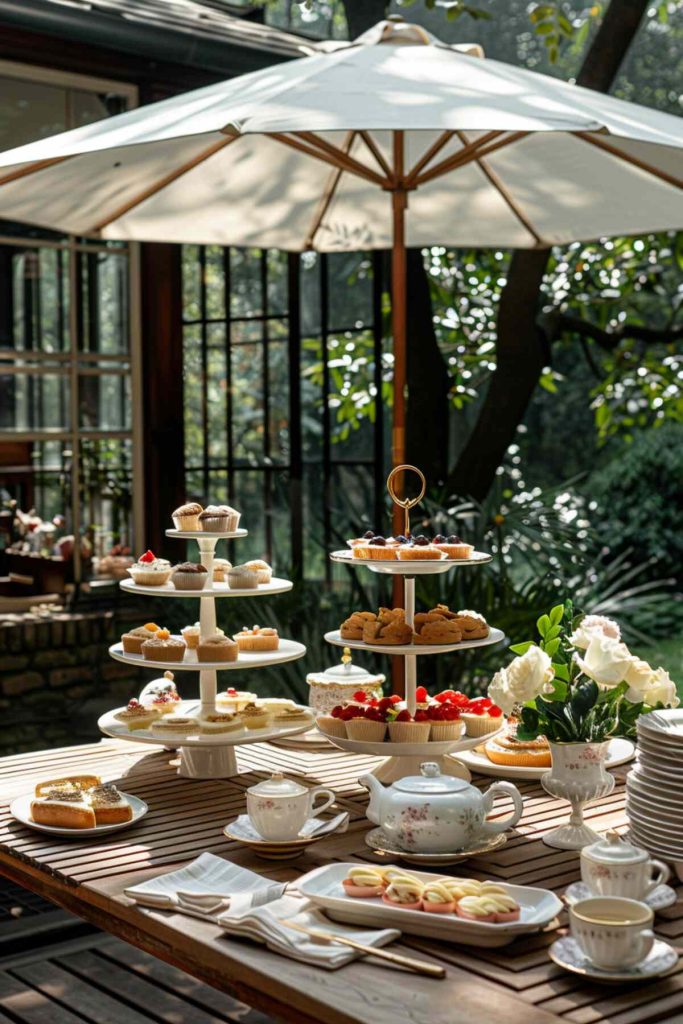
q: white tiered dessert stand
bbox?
[98,527,307,779]
[320,466,504,783]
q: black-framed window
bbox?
[182,246,388,579]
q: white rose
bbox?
[574,635,635,689]
[623,657,656,695]
[488,646,555,714]
[629,667,679,708]
[569,614,621,650]
[488,668,514,715]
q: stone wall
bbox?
[0,610,146,754]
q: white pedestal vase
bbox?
[541,740,615,850]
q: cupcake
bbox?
[346,706,387,742]
[426,704,464,742]
[212,558,232,583]
[121,622,161,655]
[433,534,474,560]
[233,626,279,652]
[141,631,186,662]
[113,699,159,731]
[172,562,208,591]
[222,505,241,532]
[421,880,456,914]
[396,537,445,560]
[381,872,423,910]
[388,709,431,743]
[216,687,258,712]
[181,624,200,649]
[460,698,503,737]
[197,634,238,663]
[127,550,172,587]
[172,502,203,531]
[243,559,272,584]
[317,713,347,738]
[239,703,272,730]
[227,565,259,590]
[150,715,197,739]
[199,713,241,735]
[352,535,399,560]
[198,505,230,532]
[342,866,385,898]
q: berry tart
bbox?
[433,534,474,559]
[352,534,400,560]
[127,550,172,587]
[387,708,431,743]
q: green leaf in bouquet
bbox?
[537,614,551,637]
[549,604,564,626]
[570,680,600,720]
[544,624,562,641]
[553,663,571,682]
[509,641,534,655]
[544,637,561,657]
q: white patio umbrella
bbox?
[0,17,681,484]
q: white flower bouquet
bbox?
[489,602,678,743]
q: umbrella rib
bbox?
[359,131,392,180]
[92,135,239,233]
[0,156,72,188]
[404,131,456,187]
[413,131,526,186]
[455,130,543,247]
[575,132,682,190]
[305,131,355,249]
[293,132,390,188]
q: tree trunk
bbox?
[445,0,649,501]
[405,248,451,483]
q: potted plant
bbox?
[488,602,678,850]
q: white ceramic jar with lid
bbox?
[246,772,335,841]
[306,648,384,715]
[580,830,670,899]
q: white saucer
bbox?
[563,881,678,912]
[364,827,507,865]
[549,935,678,982]
[10,793,148,837]
[223,812,348,859]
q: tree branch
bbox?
[538,308,683,351]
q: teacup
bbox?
[569,897,654,970]
[246,772,335,842]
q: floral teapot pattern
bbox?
[360,762,524,854]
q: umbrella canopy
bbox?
[1,17,681,483]
[0,19,680,248]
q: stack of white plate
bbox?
[626,709,683,864]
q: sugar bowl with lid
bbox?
[580,830,670,900]
[246,772,336,842]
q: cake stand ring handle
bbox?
[386,464,426,537]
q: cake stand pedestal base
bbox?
[178,744,239,779]
[372,754,471,784]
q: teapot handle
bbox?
[480,781,524,835]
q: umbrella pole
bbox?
[391,132,407,696]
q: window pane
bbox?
[0,76,67,150]
[231,342,264,462]
[206,324,227,466]
[268,339,289,464]
[230,249,263,318]
[205,245,226,320]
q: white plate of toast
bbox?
[10,774,148,836]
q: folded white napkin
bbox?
[217,893,401,969]
[124,852,286,921]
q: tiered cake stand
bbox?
[320,466,504,783]
[98,528,307,779]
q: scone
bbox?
[413,612,462,645]
[340,611,377,641]
[453,609,489,641]
[363,608,412,646]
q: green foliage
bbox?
[529,3,575,63]
[586,422,683,578]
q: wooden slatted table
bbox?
[0,738,681,1024]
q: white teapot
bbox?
[360,762,523,854]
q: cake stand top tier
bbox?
[330,549,491,575]
[166,528,247,540]
[119,577,293,598]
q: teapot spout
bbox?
[359,773,383,825]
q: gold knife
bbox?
[280,919,446,978]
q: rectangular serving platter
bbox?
[297,863,563,947]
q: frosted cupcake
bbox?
[181,624,200,649]
[127,550,172,587]
[387,710,430,743]
[171,502,203,531]
[121,622,161,655]
[141,630,185,662]
[243,559,272,584]
[198,505,230,532]
[227,565,259,590]
[172,562,208,591]
[212,558,232,583]
[346,708,387,742]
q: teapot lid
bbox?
[247,772,307,798]
[583,830,649,864]
[394,762,469,794]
